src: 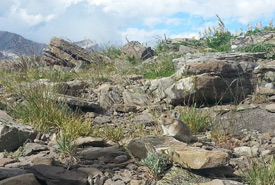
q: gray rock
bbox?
[265,104,275,113]
[128,137,229,169]
[0,173,41,185]
[78,146,127,162]
[234,146,258,157]
[30,165,87,185]
[22,143,48,156]
[98,84,123,109]
[0,119,37,152]
[44,37,107,67]
[94,116,111,124]
[0,168,28,179]
[123,86,149,106]
[0,111,13,122]
[74,137,106,147]
[121,41,153,60]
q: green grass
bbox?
[179,105,212,133]
[206,31,233,52]
[143,56,176,79]
[242,156,275,185]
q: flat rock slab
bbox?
[78,146,127,162]
[0,158,16,167]
[0,173,41,185]
[30,165,87,185]
[265,104,275,113]
[0,168,28,180]
[54,94,100,109]
[128,137,229,169]
[23,143,48,156]
[74,136,106,147]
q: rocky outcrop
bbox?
[232,31,275,50]
[145,52,263,105]
[128,137,229,169]
[0,119,37,152]
[43,37,108,68]
[121,41,154,60]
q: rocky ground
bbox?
[0,32,275,185]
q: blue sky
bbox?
[0,0,275,45]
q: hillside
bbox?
[0,31,46,60]
[0,25,275,184]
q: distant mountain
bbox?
[74,39,103,52]
[0,31,46,60]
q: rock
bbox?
[157,166,210,185]
[94,116,111,124]
[0,119,37,152]
[114,155,129,163]
[30,165,87,185]
[74,137,106,147]
[128,137,229,169]
[48,93,100,110]
[98,85,123,109]
[0,173,41,185]
[231,31,275,50]
[233,146,259,157]
[77,167,103,177]
[144,52,262,105]
[134,111,155,126]
[0,111,13,122]
[44,37,107,68]
[198,179,245,185]
[123,86,150,106]
[63,79,88,96]
[22,143,48,156]
[179,45,197,54]
[121,41,153,60]
[271,137,275,144]
[78,146,127,162]
[265,104,275,113]
[113,104,137,113]
[0,168,28,179]
[31,156,54,166]
[0,158,16,167]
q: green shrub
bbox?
[240,43,275,59]
[140,152,170,176]
[206,31,233,52]
[179,105,212,133]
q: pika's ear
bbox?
[172,111,180,119]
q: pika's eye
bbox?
[164,115,167,118]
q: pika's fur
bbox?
[158,112,197,143]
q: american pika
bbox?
[158,112,197,143]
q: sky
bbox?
[0,0,275,45]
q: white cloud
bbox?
[0,0,274,44]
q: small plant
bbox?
[242,156,275,185]
[95,124,124,145]
[140,152,170,177]
[56,133,76,156]
[11,146,24,161]
[179,105,212,133]
[203,14,233,52]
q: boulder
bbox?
[0,173,41,185]
[121,41,153,60]
[145,52,262,105]
[123,86,150,106]
[98,84,124,109]
[44,37,107,68]
[0,119,37,152]
[30,165,87,185]
[128,137,229,169]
